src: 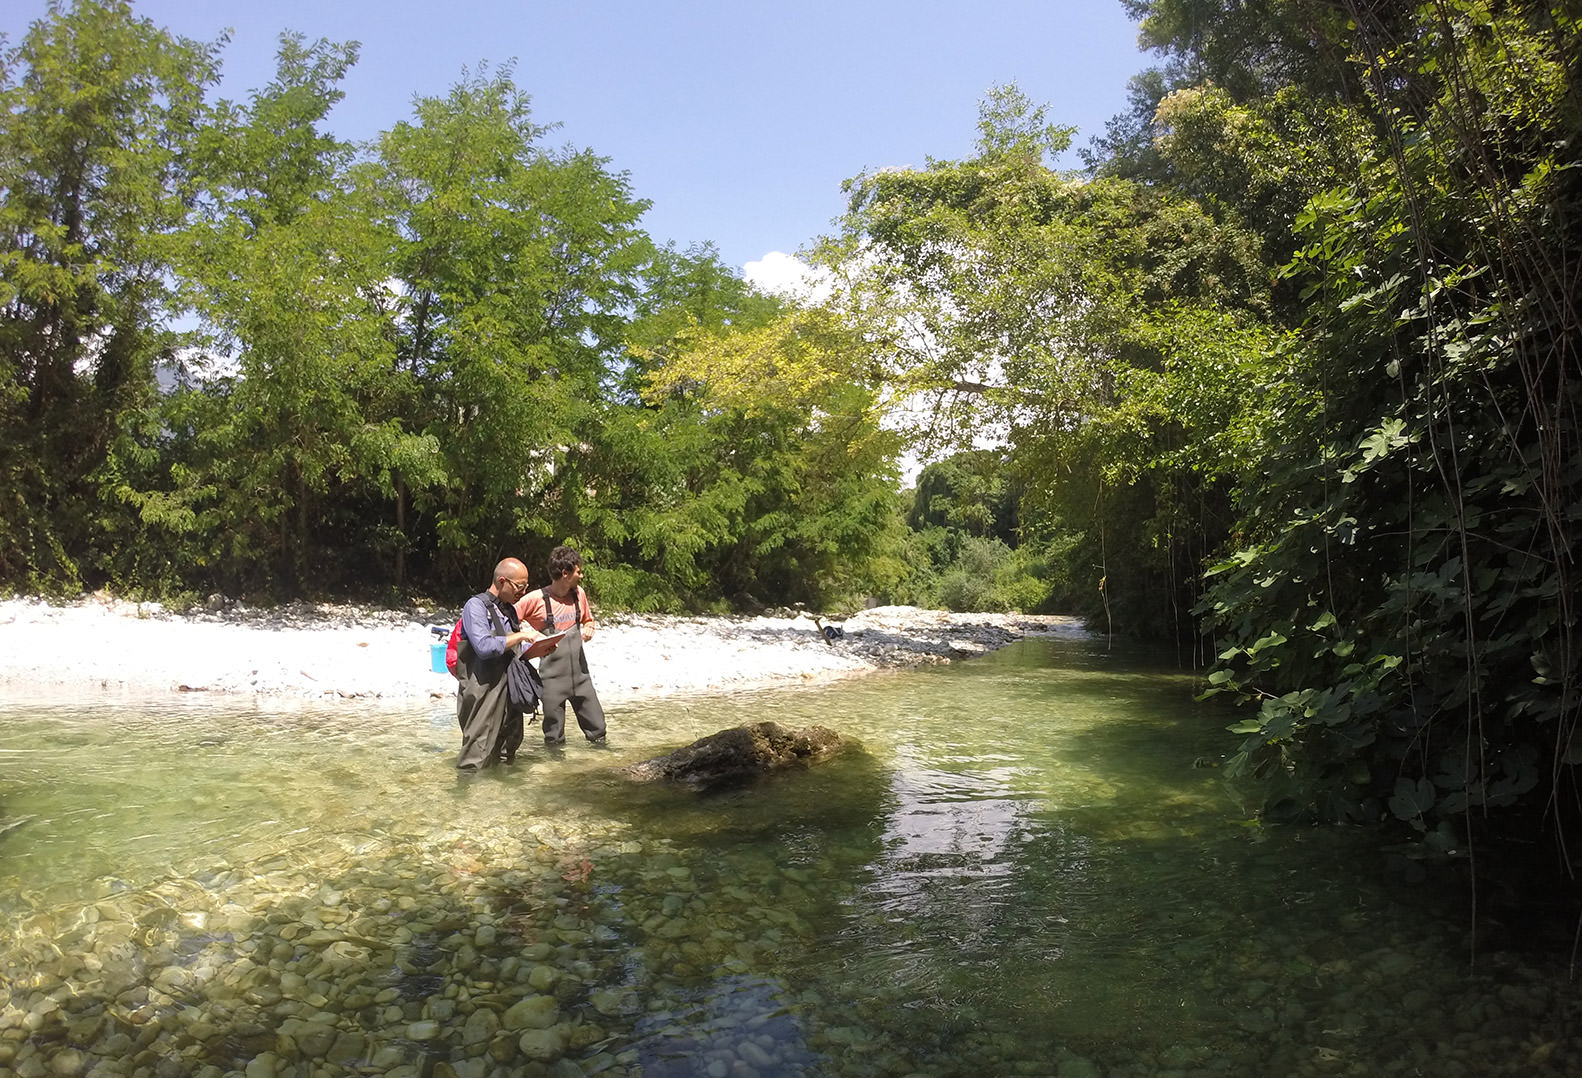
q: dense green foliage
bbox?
[1077,0,1581,890]
[1,0,221,591]
[812,3,1582,893]
[0,1,905,611]
[891,450,1076,615]
[1172,1,1582,881]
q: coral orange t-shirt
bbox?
[514,587,594,635]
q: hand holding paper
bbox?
[524,631,566,659]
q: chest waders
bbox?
[535,586,606,744]
[454,594,526,770]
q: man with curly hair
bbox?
[516,545,607,746]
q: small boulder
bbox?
[621,721,847,790]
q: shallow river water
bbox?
[1,636,1576,1078]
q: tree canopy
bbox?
[0,0,904,612]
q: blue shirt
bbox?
[460,592,520,661]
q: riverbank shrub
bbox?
[1116,0,1582,894]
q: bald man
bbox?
[453,557,534,772]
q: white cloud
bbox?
[743,251,831,303]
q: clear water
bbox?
[0,636,1575,1077]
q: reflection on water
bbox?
[0,636,1575,1077]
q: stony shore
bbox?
[0,596,1089,705]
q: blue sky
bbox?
[3,1,1152,280]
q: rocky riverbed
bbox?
[1,806,1574,1078]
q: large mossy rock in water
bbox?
[621,721,847,790]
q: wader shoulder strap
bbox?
[540,586,584,627]
[485,594,522,641]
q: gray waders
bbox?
[454,594,526,770]
[536,587,606,744]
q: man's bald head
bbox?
[491,557,530,599]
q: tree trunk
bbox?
[395,478,408,587]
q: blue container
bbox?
[430,642,448,674]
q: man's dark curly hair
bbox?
[547,545,583,581]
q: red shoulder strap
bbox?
[445,618,463,675]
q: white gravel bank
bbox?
[0,595,1089,706]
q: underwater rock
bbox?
[0,813,35,840]
[620,721,847,790]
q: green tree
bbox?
[126,32,442,596]
[0,0,221,589]
[819,85,1280,640]
[908,450,1021,542]
[557,243,788,610]
[368,66,651,586]
[1111,0,1582,888]
[632,305,908,610]
[1093,1,1389,276]
[621,241,783,388]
